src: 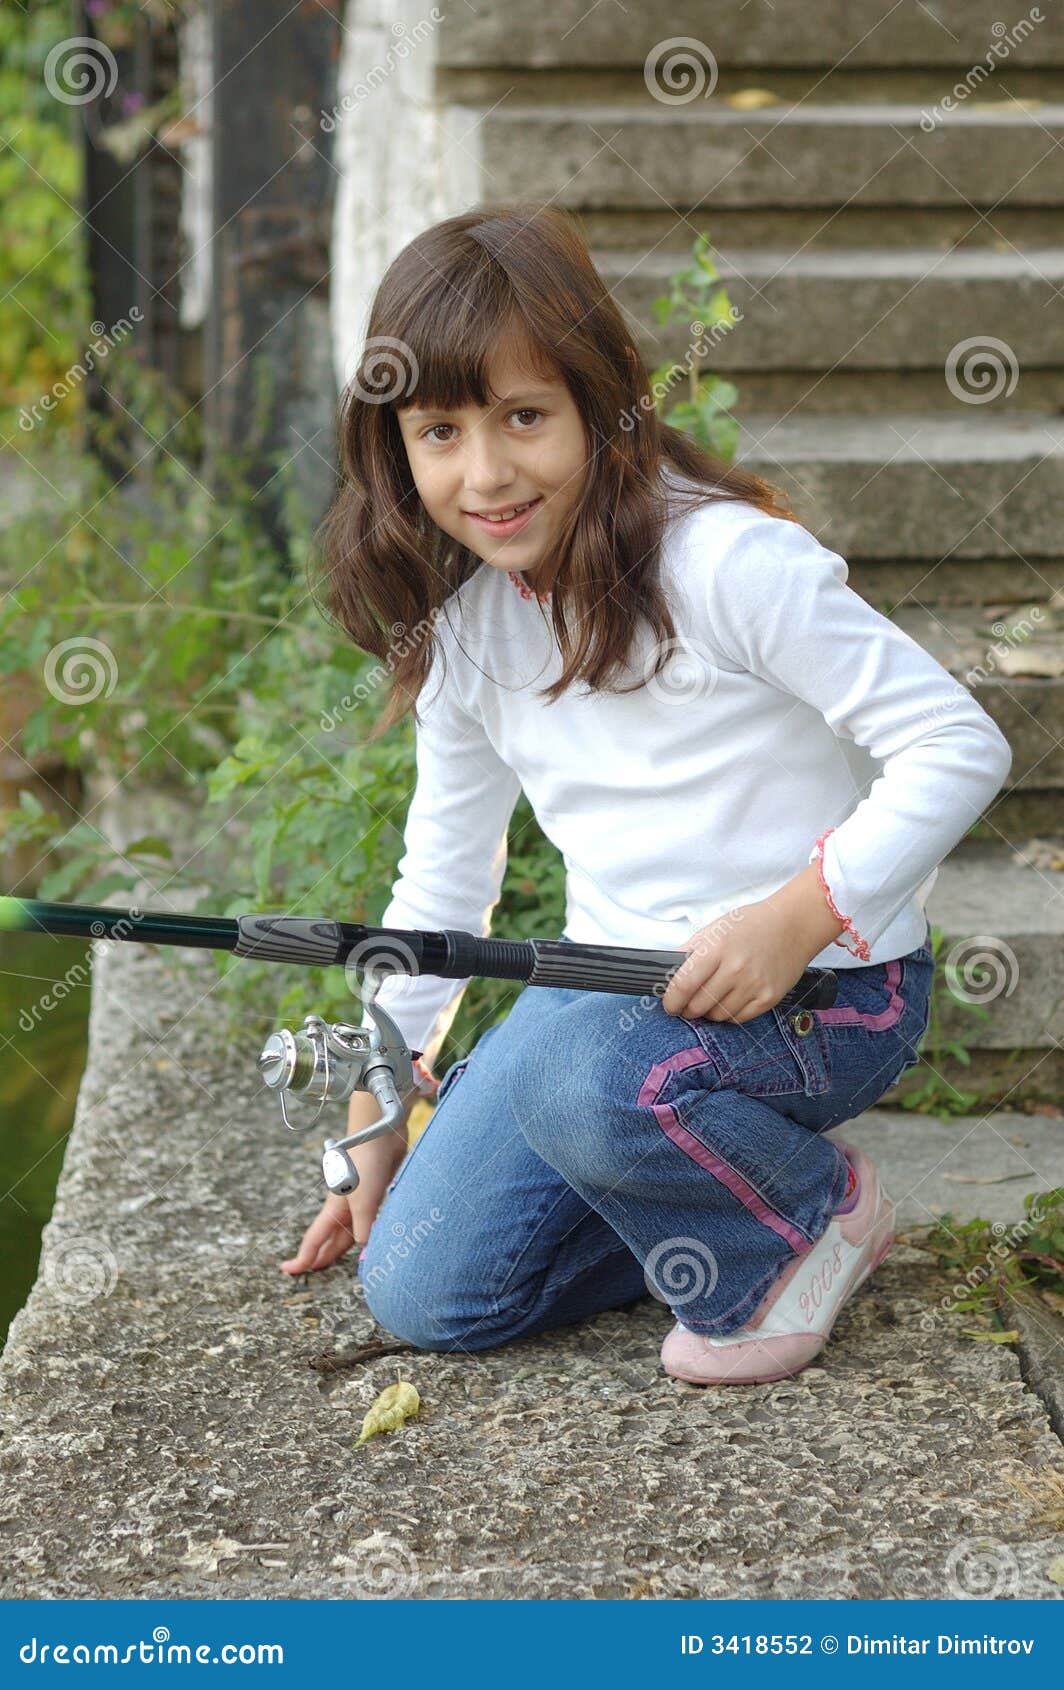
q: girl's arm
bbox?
[701,513,1014,964]
[359,646,522,1093]
[664,514,1011,1022]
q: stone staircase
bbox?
[424,0,1064,1118]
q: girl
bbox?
[280,203,1012,1386]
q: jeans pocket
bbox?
[813,950,932,1110]
[685,1002,833,1098]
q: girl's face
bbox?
[396,339,588,582]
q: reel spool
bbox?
[257,993,415,1197]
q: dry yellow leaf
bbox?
[355,1380,421,1445]
[725,88,780,110]
[1047,1554,1064,1587]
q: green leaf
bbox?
[123,835,174,862]
[354,1380,421,1446]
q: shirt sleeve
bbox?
[358,645,523,1094]
[701,514,1014,960]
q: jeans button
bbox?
[790,1009,814,1036]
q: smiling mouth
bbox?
[466,496,543,524]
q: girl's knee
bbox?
[358,1252,529,1353]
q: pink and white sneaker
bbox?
[660,1140,896,1386]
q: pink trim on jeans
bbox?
[637,1045,810,1256]
[815,957,905,1030]
[811,827,872,961]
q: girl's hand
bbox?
[279,1125,409,1275]
[661,900,814,1025]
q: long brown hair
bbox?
[312,202,797,740]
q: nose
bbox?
[461,426,517,503]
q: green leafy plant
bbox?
[647,231,740,461]
[0,1,90,436]
[0,352,300,787]
[892,922,991,1117]
[914,1187,1064,1335]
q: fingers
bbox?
[662,949,724,1017]
[308,1221,358,1271]
[279,1204,351,1275]
[665,972,730,1019]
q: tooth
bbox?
[481,500,531,521]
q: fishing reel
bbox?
[256,984,415,1197]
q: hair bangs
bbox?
[391,301,561,422]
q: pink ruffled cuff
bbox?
[809,828,872,962]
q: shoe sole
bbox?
[667,1229,896,1387]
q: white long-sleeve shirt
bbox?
[360,469,1013,1090]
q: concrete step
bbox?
[926,841,1064,1045]
[477,102,1064,210]
[847,555,1064,608]
[733,412,1064,561]
[890,601,1064,792]
[904,838,1064,1106]
[440,2,1064,71]
[599,247,1064,375]
[711,366,1064,419]
[837,1108,1064,1229]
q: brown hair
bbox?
[312,202,797,740]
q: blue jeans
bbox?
[359,925,934,1352]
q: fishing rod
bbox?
[2,896,837,1198]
